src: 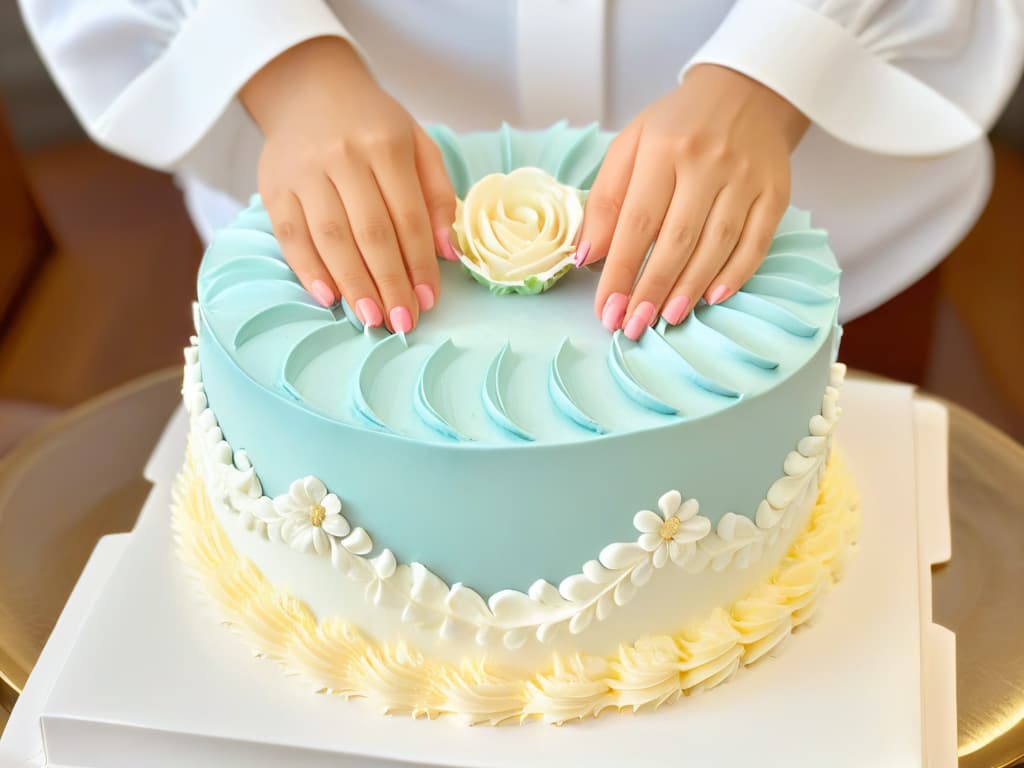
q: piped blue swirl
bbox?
[481,343,535,442]
[549,338,605,434]
[415,339,472,442]
[352,331,407,432]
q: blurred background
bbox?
[0,5,1022,456]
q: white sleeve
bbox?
[19,0,356,194]
[682,0,1024,156]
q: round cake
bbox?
[176,123,859,724]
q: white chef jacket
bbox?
[18,0,1024,321]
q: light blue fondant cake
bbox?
[179,125,857,723]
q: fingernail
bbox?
[310,279,334,308]
[355,297,383,328]
[438,228,461,261]
[601,292,629,332]
[573,240,591,268]
[624,301,657,341]
[662,295,690,325]
[707,284,730,305]
[414,283,435,311]
[390,306,413,333]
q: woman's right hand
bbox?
[240,37,457,332]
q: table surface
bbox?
[1,367,1022,768]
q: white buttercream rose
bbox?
[453,167,584,295]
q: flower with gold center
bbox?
[634,490,711,568]
[269,476,350,556]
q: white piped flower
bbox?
[271,477,350,556]
[453,167,583,295]
[633,491,711,568]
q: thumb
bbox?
[413,125,459,262]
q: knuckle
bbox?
[668,133,698,158]
[276,220,299,241]
[623,208,655,236]
[424,189,454,218]
[394,207,426,235]
[373,270,408,293]
[365,130,407,157]
[317,219,348,241]
[711,219,738,245]
[587,193,622,220]
[355,218,393,245]
[333,268,370,291]
[707,140,731,165]
[660,222,697,253]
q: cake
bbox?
[175,123,859,725]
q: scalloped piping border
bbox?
[183,334,847,649]
[173,443,859,725]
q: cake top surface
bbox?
[197,123,840,449]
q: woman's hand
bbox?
[241,37,457,332]
[577,64,809,339]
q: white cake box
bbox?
[2,380,956,767]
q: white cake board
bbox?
[1,380,956,768]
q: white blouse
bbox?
[18,0,1024,320]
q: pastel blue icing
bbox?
[196,123,841,596]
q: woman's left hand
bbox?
[577,64,809,339]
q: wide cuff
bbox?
[92,0,353,169]
[680,0,983,158]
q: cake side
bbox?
[185,324,849,673]
[192,124,841,594]
[174,405,859,724]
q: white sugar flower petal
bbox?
[633,510,664,534]
[652,544,669,569]
[678,516,712,543]
[677,498,700,521]
[669,540,693,566]
[657,490,682,520]
[303,476,327,503]
[312,528,329,556]
[290,525,316,554]
[321,514,351,539]
[637,532,663,553]
[321,493,342,517]
[287,478,307,504]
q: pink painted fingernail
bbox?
[355,297,383,328]
[573,240,591,268]
[414,283,435,311]
[310,279,334,308]
[624,301,657,341]
[707,284,730,305]
[601,292,629,332]
[390,306,413,333]
[438,228,461,261]
[662,295,690,325]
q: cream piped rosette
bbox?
[452,167,584,295]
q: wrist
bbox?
[241,36,371,133]
[684,63,809,151]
